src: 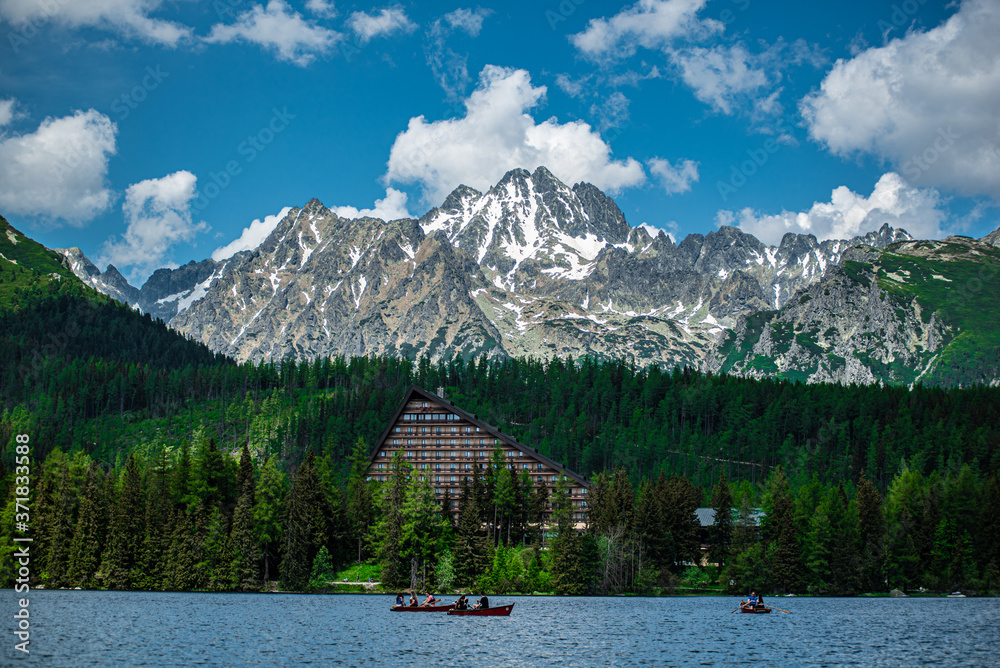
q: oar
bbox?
[764,605,793,614]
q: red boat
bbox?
[390,603,456,612]
[447,603,514,617]
[739,605,771,614]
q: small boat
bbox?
[946,592,966,598]
[739,605,771,614]
[390,603,456,612]
[448,603,514,617]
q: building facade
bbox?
[366,386,590,524]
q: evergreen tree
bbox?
[102,455,145,589]
[856,472,886,592]
[253,456,287,585]
[370,452,409,588]
[280,449,326,590]
[67,463,104,587]
[231,445,261,591]
[709,473,734,569]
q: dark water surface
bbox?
[5,591,999,667]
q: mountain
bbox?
[51,167,1000,386]
[713,236,1000,386]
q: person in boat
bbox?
[395,594,404,607]
[455,595,468,610]
[421,592,437,607]
[755,593,765,608]
[472,594,489,610]
[408,593,418,607]
[748,592,758,607]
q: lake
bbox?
[5,592,999,666]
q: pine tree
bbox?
[370,452,409,588]
[67,463,104,587]
[231,451,261,591]
[102,455,145,589]
[253,456,287,585]
[856,472,886,592]
[709,473,734,569]
[280,449,325,590]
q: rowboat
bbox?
[448,604,514,617]
[390,603,456,612]
[739,605,771,614]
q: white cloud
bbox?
[442,8,491,36]
[386,65,646,205]
[212,206,293,261]
[332,188,412,221]
[716,172,946,246]
[99,171,208,283]
[671,45,767,115]
[570,0,722,60]
[304,0,337,19]
[205,0,341,66]
[423,8,491,102]
[0,0,192,46]
[0,108,117,224]
[347,7,415,43]
[648,157,699,194]
[0,98,17,127]
[590,91,630,132]
[801,0,1000,199]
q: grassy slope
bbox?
[872,240,1000,385]
[0,215,88,307]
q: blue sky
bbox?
[1,0,998,285]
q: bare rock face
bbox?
[712,237,1000,387]
[61,166,1000,389]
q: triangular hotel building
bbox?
[367,386,590,524]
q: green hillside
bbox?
[871,239,1000,386]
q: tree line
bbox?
[3,436,996,596]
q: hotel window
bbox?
[581,500,587,507]
[406,439,413,445]
[450,476,457,482]
[451,439,457,445]
[435,476,441,482]
[465,439,471,445]
[436,439,442,445]
[436,451,442,458]
[451,426,457,433]
[377,463,384,469]
[422,402,428,408]
[464,463,471,470]
[450,463,457,470]
[537,463,543,470]
[436,488,443,495]
[465,427,472,433]
[394,427,400,433]
[451,452,457,458]
[552,476,558,482]
[382,450,387,456]
[479,439,485,445]
[582,488,587,495]
[522,464,529,470]
[435,464,442,470]
[465,451,472,458]
[507,451,515,457]
[537,476,543,484]
[422,427,429,433]
[422,439,428,445]
[405,451,414,458]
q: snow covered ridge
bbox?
[56,167,927,370]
